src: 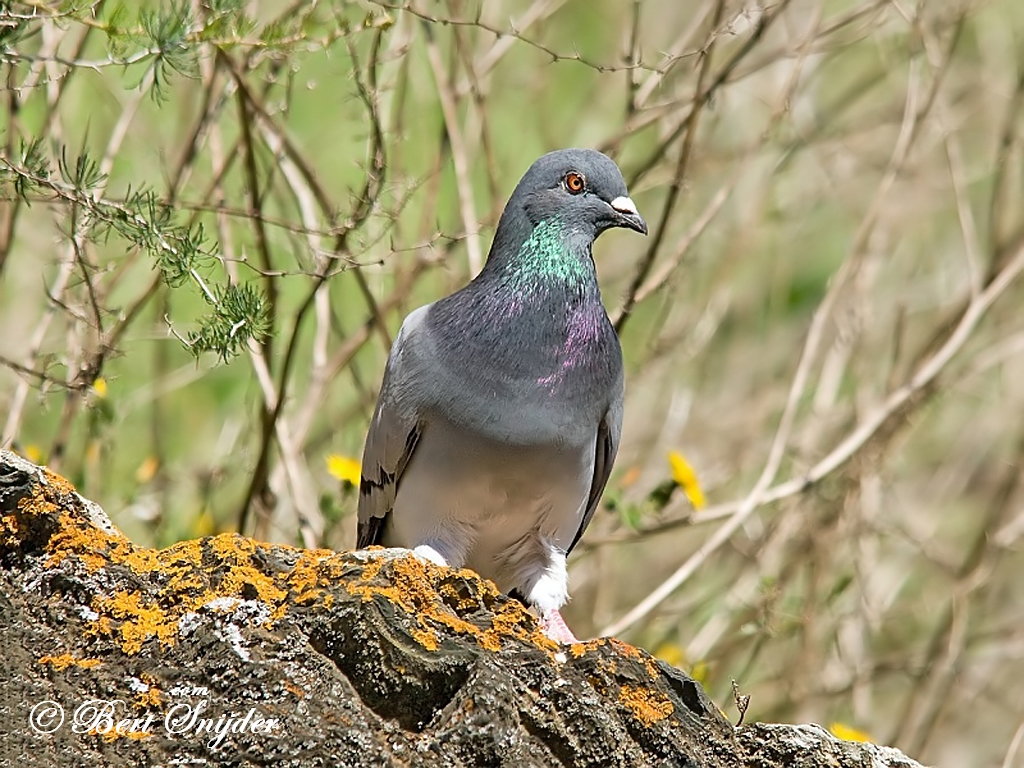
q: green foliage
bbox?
[9,138,49,198]
[138,1,200,99]
[1,143,268,360]
[186,282,270,362]
[58,146,107,192]
[0,6,35,48]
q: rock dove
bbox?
[357,148,647,643]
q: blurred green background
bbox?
[2,1,1024,764]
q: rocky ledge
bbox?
[0,450,924,767]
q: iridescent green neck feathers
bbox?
[506,218,596,292]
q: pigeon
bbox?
[357,148,647,643]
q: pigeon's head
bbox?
[508,148,648,239]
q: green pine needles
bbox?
[0,0,292,362]
[0,140,269,361]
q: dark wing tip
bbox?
[356,514,386,549]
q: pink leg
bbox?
[538,609,579,644]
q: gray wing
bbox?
[567,392,623,554]
[357,307,428,548]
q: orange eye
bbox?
[564,171,585,194]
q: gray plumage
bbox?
[357,148,646,640]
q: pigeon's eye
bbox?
[564,171,586,195]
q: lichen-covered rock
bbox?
[0,450,925,767]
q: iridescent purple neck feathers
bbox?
[428,217,619,403]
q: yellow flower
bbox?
[829,722,873,743]
[668,451,706,510]
[135,456,159,484]
[92,377,108,398]
[326,454,361,486]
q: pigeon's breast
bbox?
[418,294,622,446]
[407,377,579,447]
[385,414,596,585]
[425,351,616,447]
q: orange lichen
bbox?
[106,539,165,574]
[98,728,152,742]
[288,551,334,604]
[134,686,162,709]
[0,510,18,546]
[85,615,113,638]
[619,684,674,726]
[437,569,502,612]
[609,638,642,660]
[645,658,661,679]
[476,630,502,652]
[14,490,58,522]
[569,638,608,658]
[77,551,108,572]
[45,509,126,569]
[348,556,447,611]
[75,535,322,653]
[438,581,481,611]
[6,470,71,535]
[490,605,531,634]
[38,653,101,671]
[342,554,559,652]
[42,467,78,495]
[193,551,287,611]
[493,605,558,650]
[95,592,177,655]
[346,555,387,596]
[412,628,440,651]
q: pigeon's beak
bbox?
[610,196,648,235]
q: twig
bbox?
[614,0,728,334]
[732,680,751,726]
[1002,720,1024,768]
[892,444,1022,753]
[422,21,483,275]
[609,169,735,325]
[374,1,667,76]
[601,54,964,637]
[453,0,568,99]
[1,63,155,452]
[222,50,392,349]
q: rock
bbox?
[0,450,925,767]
